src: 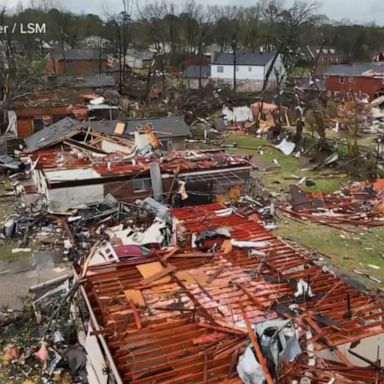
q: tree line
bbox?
[1,0,384,62]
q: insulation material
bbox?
[222,105,254,123]
[237,345,265,384]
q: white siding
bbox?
[101,140,133,154]
[210,53,286,82]
[211,64,265,80]
[47,184,104,212]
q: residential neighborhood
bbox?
[1,1,384,384]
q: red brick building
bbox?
[324,63,384,100]
[44,49,109,76]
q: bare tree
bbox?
[105,0,133,93]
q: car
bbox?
[0,155,25,173]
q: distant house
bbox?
[80,35,110,49]
[372,51,384,63]
[305,46,346,65]
[324,63,384,100]
[182,65,211,89]
[124,51,153,69]
[210,51,286,92]
[204,44,222,62]
[44,49,110,76]
[90,116,191,151]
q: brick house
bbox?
[44,49,109,76]
[324,63,384,100]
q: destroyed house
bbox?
[74,203,384,383]
[325,63,384,100]
[11,105,88,139]
[7,89,89,139]
[44,49,109,76]
[9,90,119,139]
[26,143,252,212]
[90,117,191,151]
[57,74,116,92]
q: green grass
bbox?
[0,181,30,262]
[224,134,346,193]
[275,218,384,288]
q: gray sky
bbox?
[4,0,384,25]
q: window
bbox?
[339,76,345,84]
[217,66,224,73]
[133,178,152,193]
[160,138,172,150]
[348,77,353,83]
[327,91,332,97]
[248,66,252,72]
[33,119,44,132]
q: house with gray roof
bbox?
[44,48,110,76]
[210,51,286,92]
[324,63,384,100]
[182,65,211,89]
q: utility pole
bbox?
[232,39,237,92]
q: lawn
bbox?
[275,217,384,289]
[224,134,346,193]
[0,181,27,262]
[219,134,384,289]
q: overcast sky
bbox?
[4,0,384,25]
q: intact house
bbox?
[44,49,110,76]
[90,116,191,151]
[210,51,286,92]
[304,46,346,65]
[182,65,211,89]
[324,63,384,100]
[124,51,153,69]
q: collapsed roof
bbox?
[78,202,384,383]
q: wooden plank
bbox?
[124,289,145,307]
[114,121,126,135]
[137,264,176,286]
[136,262,173,285]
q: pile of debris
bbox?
[0,278,87,383]
[280,179,384,230]
[53,199,383,383]
[1,189,384,383]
